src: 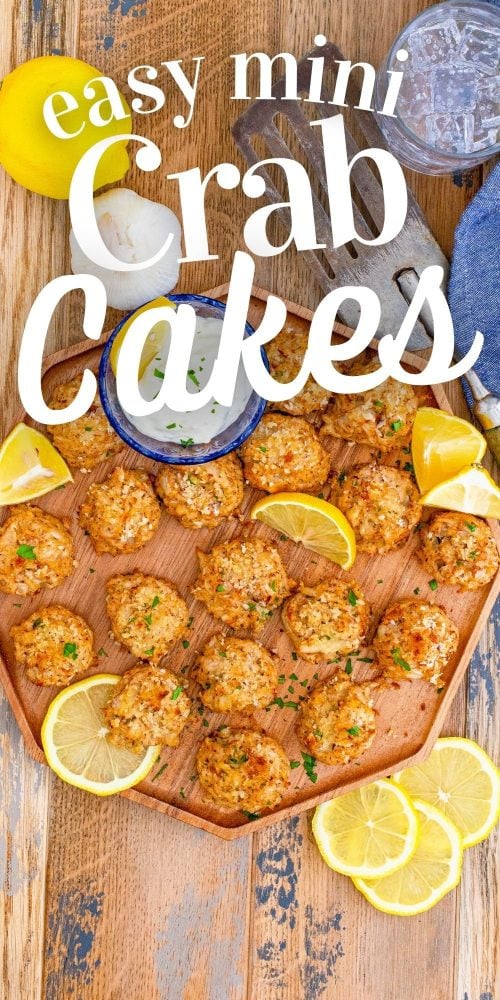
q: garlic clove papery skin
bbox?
[69,187,182,310]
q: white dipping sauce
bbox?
[126,315,253,445]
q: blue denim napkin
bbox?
[448,161,500,401]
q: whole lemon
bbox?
[0,55,132,199]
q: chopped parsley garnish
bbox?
[84,426,93,432]
[436,686,445,695]
[63,642,78,660]
[16,544,36,560]
[187,616,193,627]
[171,685,183,701]
[144,646,155,656]
[166,422,177,429]
[403,462,415,474]
[272,697,285,708]
[347,588,358,607]
[278,674,285,684]
[290,672,298,681]
[345,658,353,675]
[216,584,225,592]
[247,601,257,611]
[218,650,227,658]
[270,580,277,592]
[89,567,96,574]
[180,438,194,448]
[259,445,268,453]
[202,718,209,727]
[428,579,438,591]
[144,613,152,628]
[373,400,383,409]
[391,419,403,432]
[98,647,108,657]
[279,534,288,542]
[391,647,411,671]
[241,810,260,821]
[32,618,43,629]
[347,726,361,737]
[289,760,301,769]
[466,522,477,532]
[229,753,248,767]
[153,368,165,380]
[151,762,168,782]
[187,369,200,387]
[338,471,347,484]
[469,551,478,560]
[291,651,298,661]
[151,596,160,609]
[301,752,318,783]
[357,656,373,663]
[182,640,190,649]
[284,701,299,710]
[413,587,420,595]
[402,445,411,454]
[179,787,187,799]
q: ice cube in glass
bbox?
[458,25,500,76]
[431,66,477,112]
[409,19,461,68]
[425,111,475,152]
[476,76,500,128]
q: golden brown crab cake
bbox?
[0,505,75,596]
[282,578,371,664]
[10,605,95,686]
[266,319,330,416]
[321,354,418,452]
[105,573,189,664]
[417,512,499,591]
[373,599,459,687]
[329,463,421,554]
[103,663,191,752]
[296,675,377,765]
[192,537,293,633]
[240,413,330,494]
[193,634,278,712]
[195,727,289,812]
[79,467,161,555]
[47,377,122,472]
[155,453,244,529]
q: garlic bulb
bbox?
[70,187,182,310]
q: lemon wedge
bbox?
[420,464,500,519]
[312,779,418,878]
[250,493,356,569]
[393,737,499,848]
[110,296,174,379]
[0,423,73,505]
[41,674,159,796]
[353,799,463,916]
[412,407,487,494]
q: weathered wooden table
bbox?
[1,1,498,997]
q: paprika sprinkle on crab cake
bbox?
[282,578,371,664]
[192,536,294,633]
[417,512,499,591]
[195,727,289,812]
[46,377,122,472]
[105,573,189,664]
[10,605,95,686]
[373,599,459,687]
[296,675,378,765]
[192,634,279,713]
[329,462,421,554]
[0,504,75,595]
[266,317,330,416]
[321,353,418,452]
[240,413,330,494]
[103,663,192,752]
[155,452,244,529]
[79,466,161,555]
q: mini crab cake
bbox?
[240,413,330,494]
[106,573,189,664]
[196,727,289,811]
[103,663,191,752]
[417,512,499,591]
[192,537,293,633]
[155,453,244,529]
[282,578,371,664]
[296,675,377,765]
[47,377,122,472]
[321,354,418,452]
[79,467,161,555]
[267,318,330,416]
[10,605,95,686]
[373,599,459,686]
[0,505,75,596]
[329,463,421,554]
[193,634,278,712]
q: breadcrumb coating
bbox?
[10,604,95,686]
[196,727,289,811]
[373,598,459,686]
[0,505,75,595]
[282,578,371,663]
[417,512,499,591]
[106,573,189,663]
[47,377,122,472]
[104,663,191,751]
[193,634,278,712]
[296,675,377,764]
[79,467,161,555]
[155,453,244,529]
[329,462,421,554]
[241,413,330,494]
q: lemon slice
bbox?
[412,407,487,494]
[393,737,500,848]
[312,779,418,877]
[0,423,73,506]
[110,296,174,378]
[353,799,463,915]
[250,493,356,569]
[419,464,500,519]
[41,674,159,796]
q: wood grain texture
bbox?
[0,0,497,997]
